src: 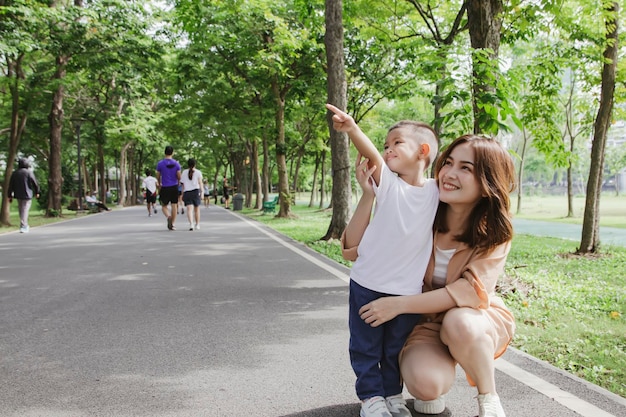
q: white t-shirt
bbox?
[180,168,202,192]
[432,246,456,289]
[350,164,439,295]
[142,176,158,193]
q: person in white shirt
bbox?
[142,169,158,217]
[85,191,111,212]
[180,158,203,231]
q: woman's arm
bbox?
[359,288,456,327]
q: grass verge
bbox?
[242,204,625,398]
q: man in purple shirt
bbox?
[156,146,182,230]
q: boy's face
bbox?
[383,127,423,174]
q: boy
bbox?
[143,169,158,216]
[326,104,439,417]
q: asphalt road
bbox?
[0,206,624,417]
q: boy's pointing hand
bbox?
[326,103,357,133]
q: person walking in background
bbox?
[177,183,184,215]
[203,180,210,208]
[8,158,40,233]
[156,145,181,231]
[222,177,231,209]
[345,135,517,417]
[142,169,158,217]
[212,185,218,205]
[180,158,203,231]
[327,103,439,417]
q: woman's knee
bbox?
[440,308,482,345]
[400,346,455,399]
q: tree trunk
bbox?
[579,2,618,254]
[98,142,105,202]
[567,153,574,218]
[309,152,321,208]
[47,55,68,216]
[0,55,28,226]
[467,0,503,134]
[516,126,529,215]
[319,149,327,210]
[271,78,293,218]
[118,142,132,207]
[322,0,351,240]
[262,130,270,203]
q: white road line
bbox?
[237,214,350,283]
[238,211,619,417]
[495,359,618,417]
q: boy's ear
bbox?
[420,143,430,158]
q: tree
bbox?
[0,0,49,226]
[579,1,619,253]
[322,0,351,240]
[466,0,503,134]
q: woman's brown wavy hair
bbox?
[433,135,517,252]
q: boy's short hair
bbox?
[164,145,174,156]
[388,121,439,166]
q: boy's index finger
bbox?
[325,103,344,117]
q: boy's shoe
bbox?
[360,396,392,417]
[477,393,506,417]
[195,223,200,230]
[19,226,29,233]
[385,394,411,417]
[189,223,194,231]
[414,396,445,414]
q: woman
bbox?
[342,135,516,417]
[180,158,203,231]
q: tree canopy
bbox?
[1,0,623,249]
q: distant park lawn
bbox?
[514,193,625,228]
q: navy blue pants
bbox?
[349,280,421,400]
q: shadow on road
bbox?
[280,402,457,417]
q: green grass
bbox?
[0,200,106,234]
[243,202,626,398]
[514,193,626,228]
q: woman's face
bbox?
[438,142,483,208]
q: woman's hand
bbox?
[359,297,402,327]
[355,153,376,198]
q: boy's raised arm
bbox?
[326,103,383,185]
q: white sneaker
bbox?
[189,223,194,231]
[477,393,506,417]
[195,223,200,230]
[414,396,445,414]
[360,396,392,417]
[385,394,411,417]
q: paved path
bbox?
[0,206,624,417]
